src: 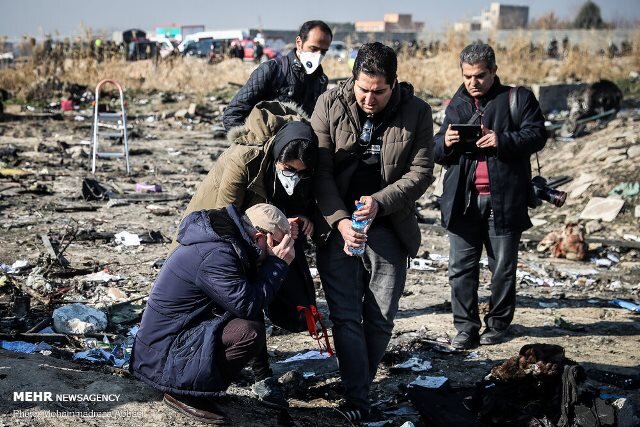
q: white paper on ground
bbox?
[276,350,330,363]
[408,375,448,389]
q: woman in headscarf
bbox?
[173,100,317,409]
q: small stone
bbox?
[627,145,640,159]
[585,220,603,234]
[106,287,127,301]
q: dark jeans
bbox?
[317,225,407,411]
[216,318,266,387]
[448,193,521,335]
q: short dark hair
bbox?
[352,42,397,85]
[277,139,317,170]
[298,21,333,43]
[459,43,496,70]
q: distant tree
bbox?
[573,1,605,29]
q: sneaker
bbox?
[251,377,289,408]
[451,331,479,350]
[480,328,508,345]
[336,403,370,423]
[163,393,228,425]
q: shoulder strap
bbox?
[467,97,495,124]
[511,86,542,175]
[467,108,483,124]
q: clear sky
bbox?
[1,0,638,40]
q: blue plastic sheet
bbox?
[0,340,52,353]
[611,299,640,312]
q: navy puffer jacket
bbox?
[223,50,328,130]
[129,205,288,397]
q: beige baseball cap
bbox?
[244,203,290,237]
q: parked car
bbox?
[181,38,224,59]
[127,41,159,61]
[240,39,279,61]
[326,41,348,61]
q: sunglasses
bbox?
[358,118,374,147]
[280,166,312,179]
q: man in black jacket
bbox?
[223,21,332,130]
[434,43,546,350]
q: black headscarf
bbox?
[270,121,316,162]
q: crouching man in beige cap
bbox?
[130,203,294,425]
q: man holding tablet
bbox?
[434,43,546,350]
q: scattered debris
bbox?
[579,197,625,222]
[610,299,640,313]
[114,231,141,246]
[52,303,108,334]
[392,357,433,373]
[536,222,587,260]
[0,340,53,354]
[408,376,448,389]
[276,350,331,364]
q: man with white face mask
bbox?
[223,20,332,130]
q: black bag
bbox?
[265,237,316,333]
[82,177,111,201]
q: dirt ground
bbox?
[0,89,639,426]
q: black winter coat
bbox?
[223,50,328,130]
[434,77,546,235]
[129,206,288,397]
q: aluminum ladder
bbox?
[91,79,130,174]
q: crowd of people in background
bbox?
[1,32,635,70]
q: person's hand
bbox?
[476,125,498,148]
[267,233,295,265]
[293,215,314,238]
[287,218,300,240]
[353,196,379,224]
[444,124,460,148]
[337,218,366,257]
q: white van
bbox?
[148,35,177,58]
[177,30,247,53]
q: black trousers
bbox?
[448,194,521,334]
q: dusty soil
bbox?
[0,91,639,426]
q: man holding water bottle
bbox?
[310,42,435,422]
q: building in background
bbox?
[454,3,529,31]
[355,13,424,33]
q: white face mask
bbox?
[276,168,301,196]
[298,50,324,74]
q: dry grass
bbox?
[1,30,638,102]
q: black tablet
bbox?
[451,124,482,153]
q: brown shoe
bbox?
[163,393,228,425]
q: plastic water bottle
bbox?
[350,202,369,256]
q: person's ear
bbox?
[295,36,303,52]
